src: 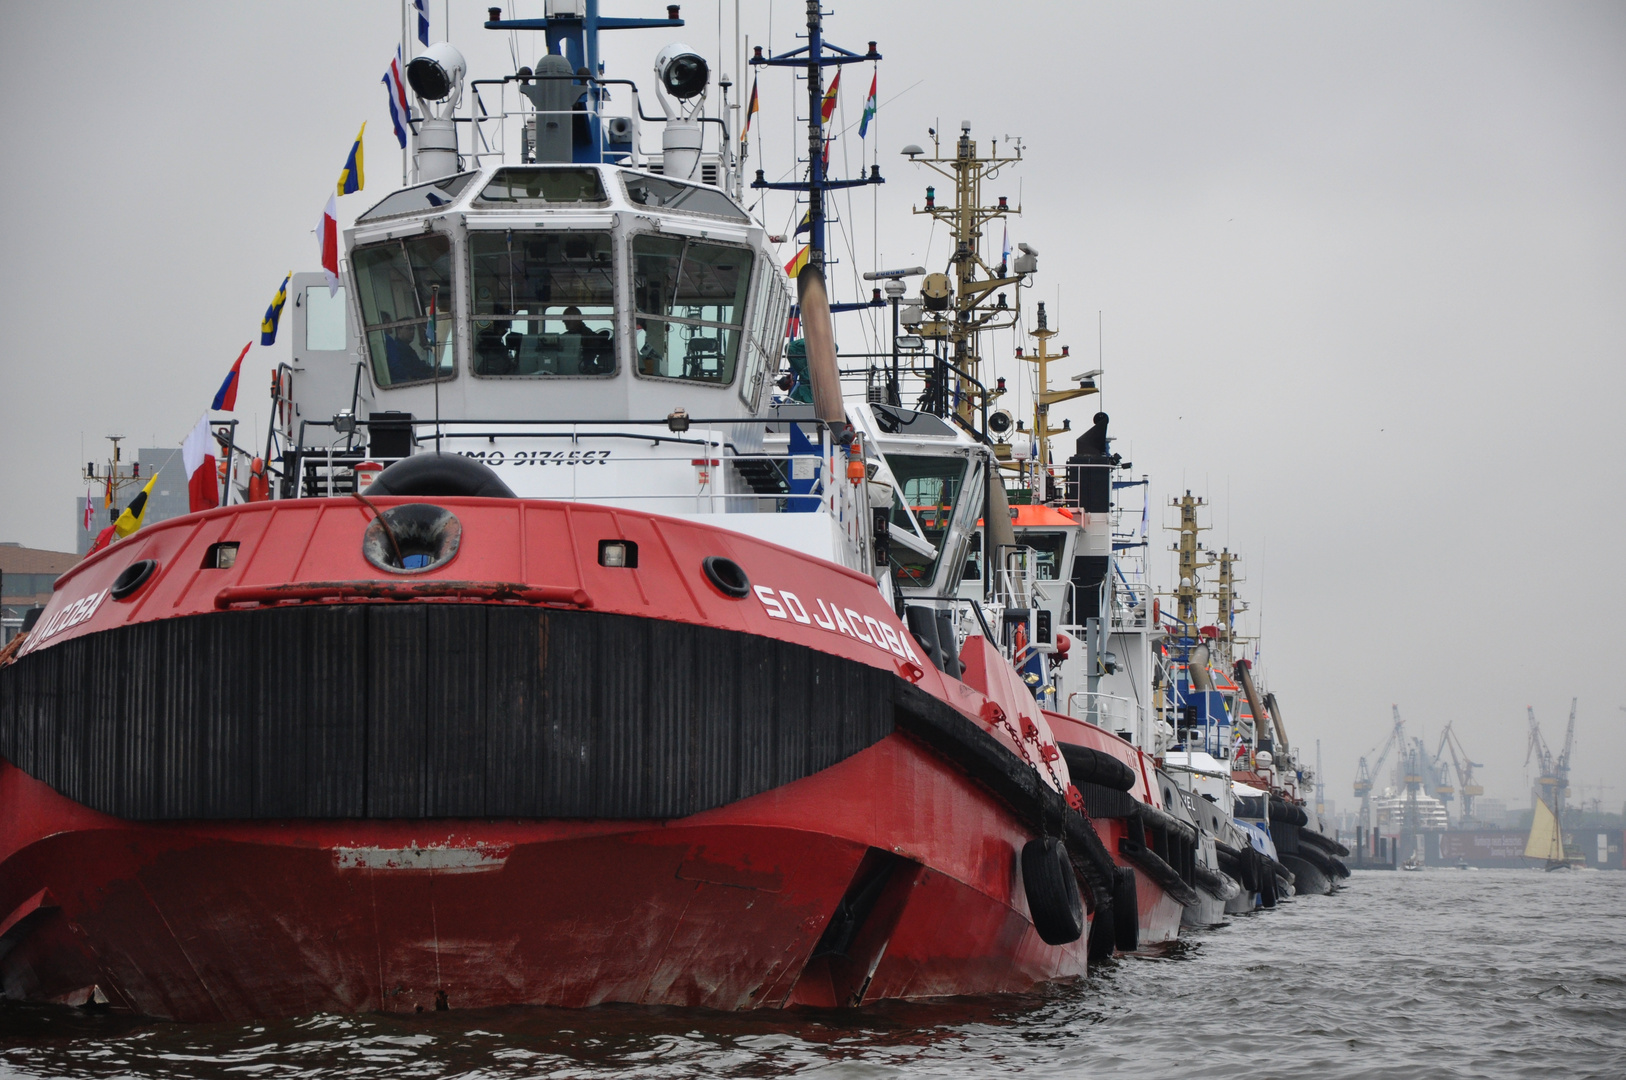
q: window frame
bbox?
[352,232,458,390]
[465,226,620,380]
[629,231,755,388]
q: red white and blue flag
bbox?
[383,47,412,149]
[211,342,250,412]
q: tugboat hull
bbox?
[0,734,1088,1022]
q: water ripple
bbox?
[1,871,1623,1079]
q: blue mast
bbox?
[750,0,883,300]
[484,1,685,164]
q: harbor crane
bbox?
[1354,705,1406,829]
[1433,722,1484,823]
[1526,699,1577,824]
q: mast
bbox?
[1215,548,1235,664]
[906,127,1025,430]
[750,4,883,290]
[1018,302,1094,500]
[1169,492,1214,631]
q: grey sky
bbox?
[1,2,1621,814]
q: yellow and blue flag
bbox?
[337,123,365,196]
[261,272,290,346]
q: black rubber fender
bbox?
[1021,837,1084,946]
[1087,904,1117,964]
[1260,861,1278,908]
[364,453,517,498]
[1059,744,1137,792]
[1111,867,1139,952]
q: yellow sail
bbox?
[1524,797,1564,861]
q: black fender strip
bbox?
[1117,837,1201,907]
[1192,863,1241,902]
[891,682,1118,911]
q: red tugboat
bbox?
[0,5,1126,1021]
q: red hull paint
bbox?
[0,729,1087,1021]
[1044,711,1186,947]
[0,499,1119,1019]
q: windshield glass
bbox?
[622,174,749,220]
[469,231,615,376]
[357,172,477,221]
[1021,531,1069,580]
[632,235,752,384]
[353,235,455,386]
[475,167,607,205]
[886,454,969,587]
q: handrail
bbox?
[215,580,592,610]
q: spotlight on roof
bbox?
[407,42,467,102]
[655,43,709,99]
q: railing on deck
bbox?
[277,416,844,515]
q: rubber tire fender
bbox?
[1021,837,1084,946]
[1111,867,1139,953]
[1087,904,1116,964]
[1059,744,1138,792]
[364,453,517,498]
[1260,861,1278,908]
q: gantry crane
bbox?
[1354,706,1407,829]
[1526,700,1577,824]
[1433,722,1484,824]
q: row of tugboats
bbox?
[0,2,1347,1022]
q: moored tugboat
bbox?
[0,3,1131,1021]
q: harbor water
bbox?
[1,869,1621,1079]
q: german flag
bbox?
[112,473,158,539]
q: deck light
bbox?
[666,407,690,432]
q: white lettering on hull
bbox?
[754,585,920,666]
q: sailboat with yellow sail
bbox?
[1525,797,1583,871]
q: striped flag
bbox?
[182,415,219,513]
[383,47,412,149]
[83,488,93,531]
[212,342,251,412]
[859,72,876,138]
[318,194,340,297]
[337,122,365,195]
[740,78,758,147]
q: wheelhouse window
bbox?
[1021,531,1069,580]
[621,174,750,221]
[632,235,752,384]
[469,231,616,377]
[356,172,477,222]
[475,167,607,205]
[353,235,455,387]
[886,454,969,586]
